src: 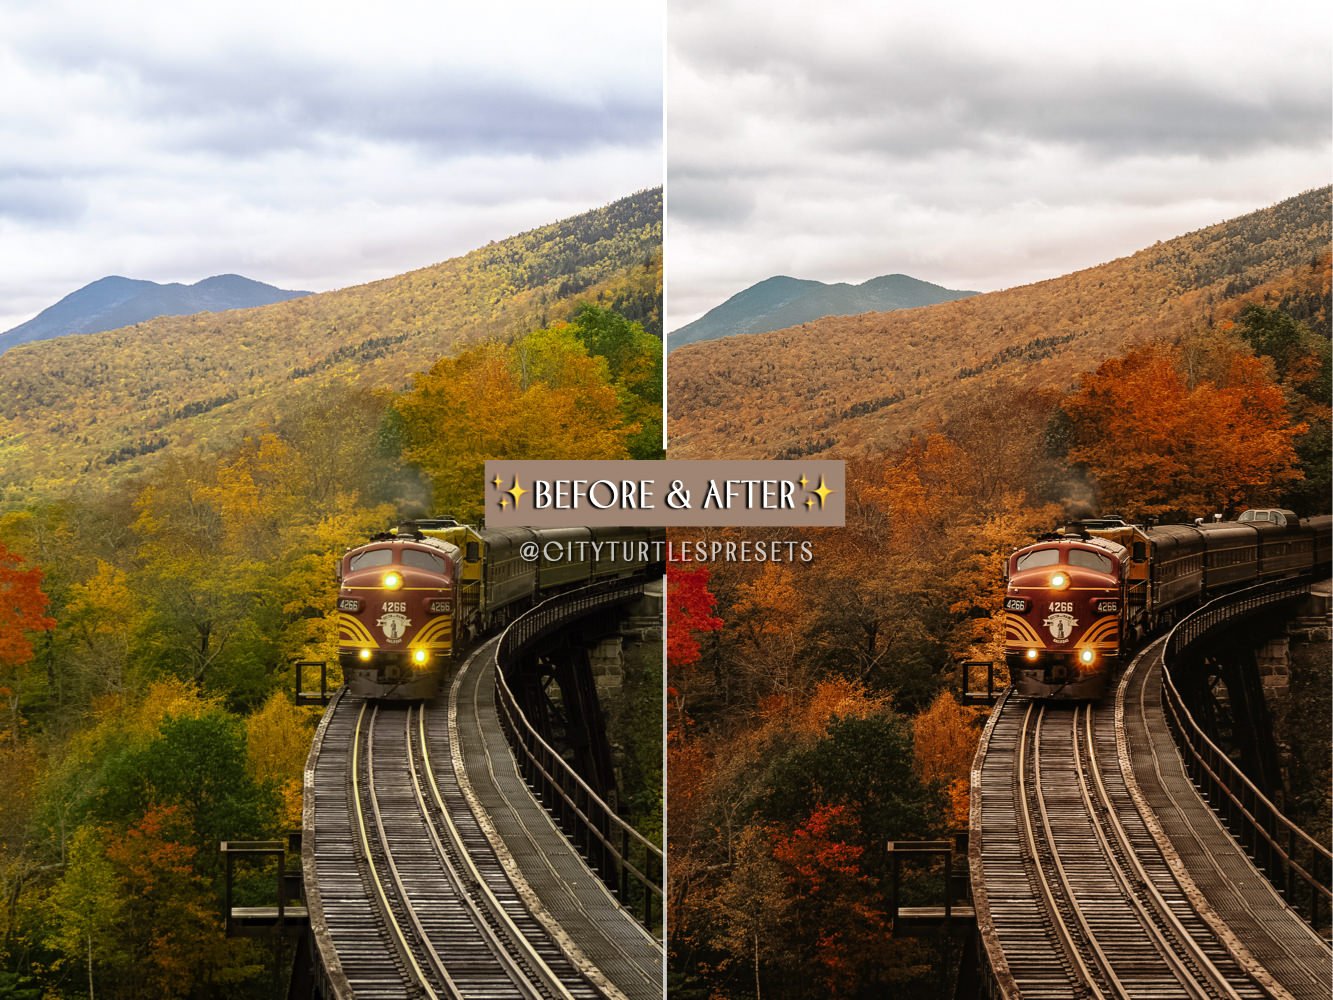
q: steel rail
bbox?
[1075,706,1244,1000]
[351,701,456,999]
[410,703,582,1000]
[1016,702,1113,998]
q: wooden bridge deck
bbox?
[972,636,1331,998]
[302,637,662,999]
[1119,643,1331,1000]
[450,638,663,1000]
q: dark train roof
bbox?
[1238,509,1299,526]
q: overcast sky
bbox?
[0,1,662,332]
[666,0,1332,332]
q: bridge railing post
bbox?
[491,578,663,939]
[887,843,901,924]
[294,659,330,706]
[1162,579,1330,934]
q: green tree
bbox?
[45,825,124,999]
[762,714,942,857]
[568,304,663,458]
[132,713,275,865]
[1232,304,1331,512]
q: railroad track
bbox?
[978,694,1272,999]
[309,694,605,999]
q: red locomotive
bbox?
[336,520,662,699]
[1005,510,1331,699]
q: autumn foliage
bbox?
[667,565,722,670]
[0,191,662,501]
[669,188,1329,463]
[665,283,1332,994]
[1062,340,1304,518]
[396,308,661,521]
[0,542,55,670]
[0,542,55,742]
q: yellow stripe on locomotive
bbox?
[1004,613,1044,647]
[408,616,455,654]
[338,612,380,648]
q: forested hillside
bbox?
[0,190,662,998]
[0,189,662,502]
[668,188,1329,463]
[666,189,1330,997]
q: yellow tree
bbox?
[397,328,634,521]
[246,691,320,827]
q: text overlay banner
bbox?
[484,460,845,527]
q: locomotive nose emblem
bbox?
[1042,612,1077,643]
[376,612,411,642]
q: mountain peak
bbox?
[0,274,312,353]
[668,272,977,352]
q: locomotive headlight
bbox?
[1049,572,1069,590]
[1025,649,1039,661]
[358,648,372,662]
[382,571,403,590]
[1079,649,1095,664]
[412,649,429,665]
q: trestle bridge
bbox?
[970,579,1331,999]
[230,578,663,1000]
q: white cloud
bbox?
[0,0,662,331]
[666,0,1331,331]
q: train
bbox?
[336,519,663,699]
[1004,509,1332,699]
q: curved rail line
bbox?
[978,689,1271,998]
[307,695,606,999]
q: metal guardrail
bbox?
[1161,579,1331,929]
[493,578,664,937]
[220,836,306,937]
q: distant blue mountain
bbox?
[0,274,311,354]
[667,273,977,352]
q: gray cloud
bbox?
[21,32,660,160]
[0,174,87,224]
[666,1,1331,332]
[668,174,758,225]
[0,1,662,331]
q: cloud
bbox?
[666,1,1331,332]
[0,0,662,331]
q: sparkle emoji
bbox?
[809,476,835,510]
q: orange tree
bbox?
[1061,341,1304,518]
[0,542,56,740]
